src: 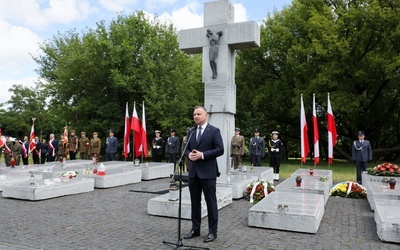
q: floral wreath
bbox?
[367,162,400,177]
[331,181,367,199]
[245,179,275,203]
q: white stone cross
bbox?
[179,0,260,174]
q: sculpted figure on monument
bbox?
[206,29,222,79]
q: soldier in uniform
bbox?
[47,133,58,162]
[230,127,245,170]
[4,135,13,167]
[152,130,164,162]
[166,129,180,170]
[57,134,68,161]
[89,132,101,160]
[68,130,78,160]
[13,138,22,166]
[268,131,284,181]
[78,132,90,159]
[105,129,118,161]
[249,129,265,167]
[352,131,372,184]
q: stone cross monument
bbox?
[179,0,260,174]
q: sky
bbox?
[0,0,292,105]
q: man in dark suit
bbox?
[47,133,58,162]
[352,131,372,184]
[183,106,224,243]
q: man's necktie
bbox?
[197,126,202,143]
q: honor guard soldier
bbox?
[89,132,101,159]
[78,132,90,159]
[268,131,283,181]
[352,131,372,184]
[230,127,245,169]
[4,135,13,166]
[249,129,265,167]
[166,129,180,169]
[68,130,78,160]
[13,138,21,166]
[106,129,118,161]
[152,130,164,162]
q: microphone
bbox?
[188,125,197,132]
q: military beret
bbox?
[93,132,98,135]
[70,130,75,133]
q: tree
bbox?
[32,11,202,154]
[236,0,400,161]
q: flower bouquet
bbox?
[331,182,367,199]
[61,171,79,179]
[367,162,400,177]
[245,179,275,203]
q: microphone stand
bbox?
[163,127,209,250]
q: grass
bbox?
[241,159,359,183]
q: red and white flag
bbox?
[123,102,130,158]
[312,94,320,165]
[29,123,36,153]
[0,128,4,148]
[131,103,142,157]
[300,95,309,163]
[327,94,338,164]
[141,102,148,158]
[63,126,68,145]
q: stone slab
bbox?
[90,168,142,188]
[365,181,400,211]
[248,191,324,233]
[2,177,94,201]
[216,167,273,199]
[291,168,333,187]
[147,186,232,219]
[275,176,330,205]
[138,162,174,180]
[0,172,30,192]
[374,199,400,243]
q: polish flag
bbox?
[63,126,68,145]
[29,123,36,153]
[141,102,148,158]
[300,95,309,163]
[123,102,131,158]
[327,94,338,164]
[131,103,142,157]
[312,94,320,165]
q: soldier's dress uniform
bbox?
[166,129,180,170]
[351,131,372,184]
[68,132,78,160]
[57,136,68,161]
[152,130,164,162]
[249,129,265,167]
[78,132,90,159]
[268,131,283,181]
[230,128,245,169]
[4,139,13,167]
[89,133,102,157]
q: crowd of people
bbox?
[0,129,118,167]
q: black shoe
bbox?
[204,233,217,243]
[183,230,200,239]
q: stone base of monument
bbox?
[374,199,400,243]
[2,177,94,201]
[147,186,232,219]
[138,162,174,180]
[364,180,400,211]
[248,191,324,233]
[216,167,273,199]
[291,168,333,187]
[0,174,30,192]
[275,176,330,205]
[91,168,142,188]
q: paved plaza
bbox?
[0,177,399,250]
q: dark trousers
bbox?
[32,154,40,164]
[153,153,162,162]
[356,161,368,184]
[188,176,218,234]
[251,155,262,167]
[69,151,76,160]
[106,153,115,161]
[80,152,88,160]
[270,154,281,173]
[168,153,177,168]
[22,156,29,165]
[47,155,56,162]
[40,154,47,164]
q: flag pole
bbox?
[141,101,144,164]
[132,102,136,165]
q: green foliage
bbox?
[236,0,400,161]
